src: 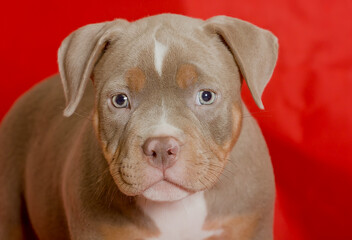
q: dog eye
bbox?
[197,90,216,105]
[111,94,129,108]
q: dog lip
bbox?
[164,179,194,193]
[143,178,193,194]
[141,179,194,202]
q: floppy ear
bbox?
[204,16,278,109]
[58,19,129,117]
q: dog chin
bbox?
[142,180,191,202]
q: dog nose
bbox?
[142,137,180,170]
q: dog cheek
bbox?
[93,111,111,161]
[108,156,142,196]
[221,104,242,155]
[209,104,240,144]
[92,110,118,163]
[208,114,233,147]
[207,103,242,160]
[174,129,223,191]
[190,104,241,191]
[110,135,161,196]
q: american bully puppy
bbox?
[0,14,278,240]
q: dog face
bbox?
[58,14,278,202]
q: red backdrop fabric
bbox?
[1,0,351,239]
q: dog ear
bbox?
[204,16,278,109]
[58,19,129,117]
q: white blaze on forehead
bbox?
[138,192,223,240]
[154,38,168,77]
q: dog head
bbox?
[58,14,278,202]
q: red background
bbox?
[1,0,352,239]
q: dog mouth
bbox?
[114,134,228,201]
[141,179,194,202]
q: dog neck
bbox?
[136,192,223,240]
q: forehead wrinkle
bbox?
[159,37,223,88]
[104,75,129,91]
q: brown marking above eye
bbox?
[176,64,198,89]
[126,67,146,92]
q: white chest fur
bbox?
[137,192,222,240]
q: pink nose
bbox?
[142,137,180,170]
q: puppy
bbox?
[0,14,278,240]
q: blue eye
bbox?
[197,90,216,105]
[112,94,129,108]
